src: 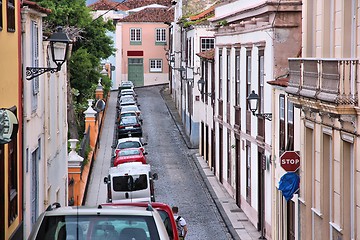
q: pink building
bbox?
[116,7,174,87]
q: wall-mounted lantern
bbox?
[197,77,212,97]
[247,90,272,121]
[26,27,72,80]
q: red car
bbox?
[113,148,147,166]
[101,202,179,240]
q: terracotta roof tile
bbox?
[118,7,174,22]
[88,0,129,11]
[267,77,289,87]
[189,5,215,21]
[22,0,52,14]
[196,48,214,60]
[123,0,172,9]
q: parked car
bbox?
[118,81,134,91]
[113,137,147,157]
[119,104,141,118]
[113,148,147,166]
[116,110,143,125]
[119,97,137,107]
[120,89,137,99]
[117,115,142,138]
[28,202,170,240]
[101,202,179,240]
[103,162,158,203]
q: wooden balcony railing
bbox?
[286,58,358,105]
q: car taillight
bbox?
[118,125,125,129]
[136,112,140,116]
[134,124,140,127]
[107,181,112,202]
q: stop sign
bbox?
[280,151,300,172]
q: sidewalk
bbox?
[160,86,261,240]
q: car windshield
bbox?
[118,149,140,156]
[121,112,136,117]
[118,141,141,149]
[113,175,148,191]
[120,117,137,125]
[35,215,160,240]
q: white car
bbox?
[28,203,170,240]
[113,137,147,157]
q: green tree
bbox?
[35,0,115,138]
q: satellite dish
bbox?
[94,99,106,112]
[0,109,19,144]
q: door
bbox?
[235,137,241,207]
[128,58,144,87]
[31,148,39,225]
[287,200,295,240]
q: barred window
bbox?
[149,59,162,72]
[155,28,166,42]
[130,28,141,42]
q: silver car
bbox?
[28,203,170,240]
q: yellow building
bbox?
[286,1,360,239]
[0,0,23,239]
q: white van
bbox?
[104,162,158,203]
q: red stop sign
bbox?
[280,151,300,172]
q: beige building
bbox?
[285,0,360,239]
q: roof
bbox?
[109,162,151,175]
[22,0,52,14]
[267,77,289,87]
[122,0,172,9]
[118,7,174,22]
[88,0,129,11]
[189,4,215,21]
[196,48,215,60]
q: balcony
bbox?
[286,58,358,114]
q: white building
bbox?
[208,1,302,238]
[21,2,69,238]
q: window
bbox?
[200,38,214,52]
[226,50,230,103]
[286,100,294,150]
[246,142,251,203]
[0,0,3,30]
[258,50,264,114]
[130,28,141,44]
[219,51,223,99]
[149,59,162,72]
[235,49,240,106]
[8,107,18,225]
[279,95,285,155]
[246,50,251,110]
[31,20,39,113]
[7,0,15,32]
[155,28,166,43]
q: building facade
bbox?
[286,1,360,239]
[208,1,302,238]
[0,0,23,239]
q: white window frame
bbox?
[201,37,214,52]
[149,59,162,72]
[155,28,166,42]
[130,28,141,42]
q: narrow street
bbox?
[85,85,233,240]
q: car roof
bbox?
[109,162,151,175]
[42,205,157,217]
[117,137,143,143]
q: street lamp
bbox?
[197,77,212,97]
[26,26,72,80]
[247,90,272,121]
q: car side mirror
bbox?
[104,177,109,184]
[152,173,158,180]
[144,152,148,155]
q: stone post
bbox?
[95,78,104,100]
[84,99,97,149]
[68,139,84,206]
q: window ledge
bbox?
[311,208,322,217]
[329,222,342,233]
[298,197,305,204]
